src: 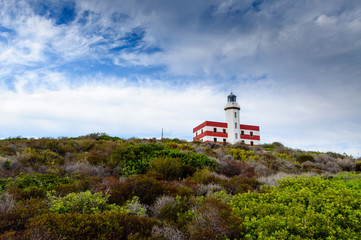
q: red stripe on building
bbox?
[240,124,260,131]
[193,121,227,132]
[194,131,228,139]
[241,135,261,140]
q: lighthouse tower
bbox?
[224,92,241,144]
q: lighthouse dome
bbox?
[227,92,236,102]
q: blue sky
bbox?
[0,0,361,156]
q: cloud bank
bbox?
[0,0,361,156]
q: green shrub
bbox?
[108,143,216,176]
[149,157,183,180]
[0,178,11,192]
[356,161,361,171]
[18,148,65,166]
[12,173,72,192]
[229,149,260,162]
[193,169,211,184]
[27,212,157,240]
[157,196,193,227]
[8,186,46,200]
[229,174,361,239]
[296,154,315,163]
[192,169,224,185]
[47,190,120,214]
[108,175,167,206]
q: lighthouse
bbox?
[224,92,241,144]
[193,92,260,145]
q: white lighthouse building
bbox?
[193,92,260,145]
[224,92,241,144]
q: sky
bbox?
[0,0,361,156]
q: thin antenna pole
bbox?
[161,128,163,140]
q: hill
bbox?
[0,134,360,239]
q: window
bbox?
[235,123,237,129]
[213,128,217,133]
[196,132,198,137]
[223,139,226,143]
[251,141,254,146]
[201,129,203,134]
[214,138,217,143]
[235,133,238,139]
[234,112,237,118]
[223,129,226,134]
[250,131,253,137]
[241,130,244,136]
[241,140,245,144]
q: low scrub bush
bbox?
[355,160,361,171]
[108,143,216,176]
[337,158,355,171]
[222,176,261,194]
[218,159,255,178]
[8,186,46,200]
[0,198,48,233]
[152,223,185,240]
[26,211,157,240]
[296,154,315,163]
[11,173,72,192]
[0,192,15,214]
[155,196,193,227]
[188,198,243,240]
[17,148,65,166]
[228,149,260,162]
[230,173,361,239]
[149,157,183,180]
[108,175,167,206]
[47,190,119,214]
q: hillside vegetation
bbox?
[0,134,360,239]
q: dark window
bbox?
[213,128,217,133]
[201,129,203,134]
[241,140,245,143]
[234,112,237,118]
[196,132,198,137]
[251,141,254,146]
[250,131,253,137]
[214,138,217,143]
[223,139,226,143]
[241,130,244,136]
[235,133,238,139]
[223,129,226,134]
[235,123,237,129]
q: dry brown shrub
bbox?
[337,158,355,171]
[188,198,242,239]
[247,161,274,177]
[195,184,223,196]
[150,196,175,218]
[218,159,255,178]
[64,160,113,178]
[152,224,185,240]
[0,192,15,214]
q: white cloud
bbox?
[0,76,224,138]
[315,15,337,26]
